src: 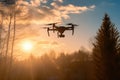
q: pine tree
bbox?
[92,14,120,80]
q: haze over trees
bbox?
[0,50,92,80]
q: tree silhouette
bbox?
[0,2,17,80]
[92,14,120,80]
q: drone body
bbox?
[43,23,78,38]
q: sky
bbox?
[0,0,120,59]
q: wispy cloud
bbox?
[14,0,96,24]
[0,0,95,25]
[53,0,63,3]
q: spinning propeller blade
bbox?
[40,27,50,29]
[46,22,58,25]
[66,23,73,25]
[67,23,78,26]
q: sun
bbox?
[21,40,33,52]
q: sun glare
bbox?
[21,41,33,52]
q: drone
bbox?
[42,23,78,38]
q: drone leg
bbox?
[72,26,74,35]
[57,32,59,38]
[47,28,50,36]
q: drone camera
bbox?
[59,35,65,37]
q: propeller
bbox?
[66,23,73,25]
[40,27,51,29]
[66,23,78,26]
[46,22,58,25]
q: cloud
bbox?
[41,0,48,3]
[51,2,95,19]
[53,0,63,3]
[30,0,41,7]
[90,5,96,9]
[1,0,96,26]
[0,0,95,25]
[30,0,48,7]
[14,0,96,24]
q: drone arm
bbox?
[49,29,57,31]
[65,27,72,30]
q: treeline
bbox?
[0,50,93,80]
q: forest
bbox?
[0,50,93,80]
[0,0,120,80]
[0,13,120,80]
